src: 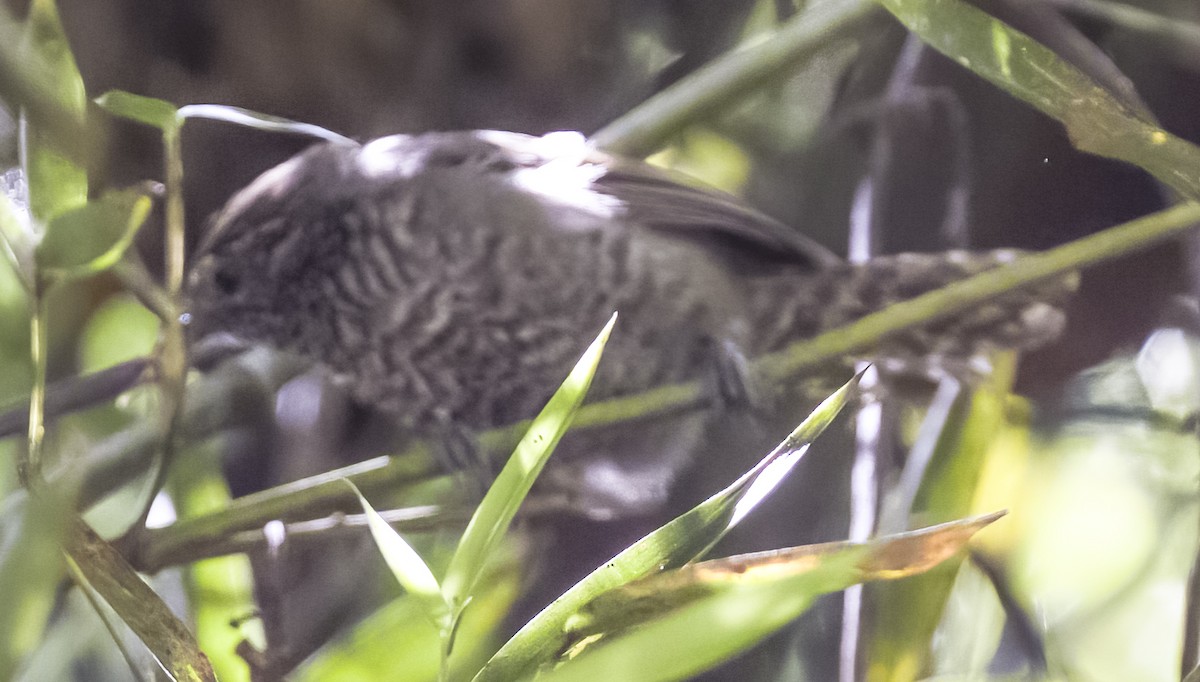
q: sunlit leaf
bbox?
[878,0,1200,200]
[541,513,1003,682]
[475,371,861,682]
[348,481,448,629]
[20,0,87,221]
[646,128,751,196]
[95,90,180,132]
[36,186,153,279]
[1004,342,1200,681]
[441,314,616,616]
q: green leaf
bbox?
[295,544,522,682]
[867,357,1016,677]
[177,104,355,144]
[441,314,617,616]
[171,442,262,682]
[95,90,180,132]
[347,480,448,629]
[474,371,861,682]
[878,0,1200,200]
[0,491,68,681]
[79,294,160,373]
[20,0,84,118]
[297,593,443,682]
[20,0,87,221]
[36,187,153,278]
[540,513,1003,682]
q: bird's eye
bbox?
[213,266,241,295]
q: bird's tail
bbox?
[747,249,1078,363]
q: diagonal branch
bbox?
[108,200,1200,571]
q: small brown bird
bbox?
[186,130,1070,518]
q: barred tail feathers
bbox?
[748,250,1077,360]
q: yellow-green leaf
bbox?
[20,0,87,221]
[475,371,861,682]
[348,481,448,629]
[542,513,1003,682]
[95,90,180,132]
[441,314,616,616]
[36,187,153,278]
[879,0,1200,200]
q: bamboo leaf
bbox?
[441,314,616,616]
[474,371,861,681]
[65,519,215,681]
[879,0,1200,199]
[348,481,448,629]
[541,513,1003,682]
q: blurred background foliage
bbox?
[1,0,1199,680]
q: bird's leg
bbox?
[703,338,771,417]
[429,411,493,498]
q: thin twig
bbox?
[970,550,1050,674]
[131,504,468,573]
[127,122,189,532]
[1183,522,1200,676]
[21,291,47,486]
[114,259,176,324]
[0,358,150,438]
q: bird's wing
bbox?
[591,156,842,270]
[478,130,842,272]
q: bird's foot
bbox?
[430,413,494,499]
[704,338,771,416]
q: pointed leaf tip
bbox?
[345,479,448,628]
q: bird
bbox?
[185,129,1072,520]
